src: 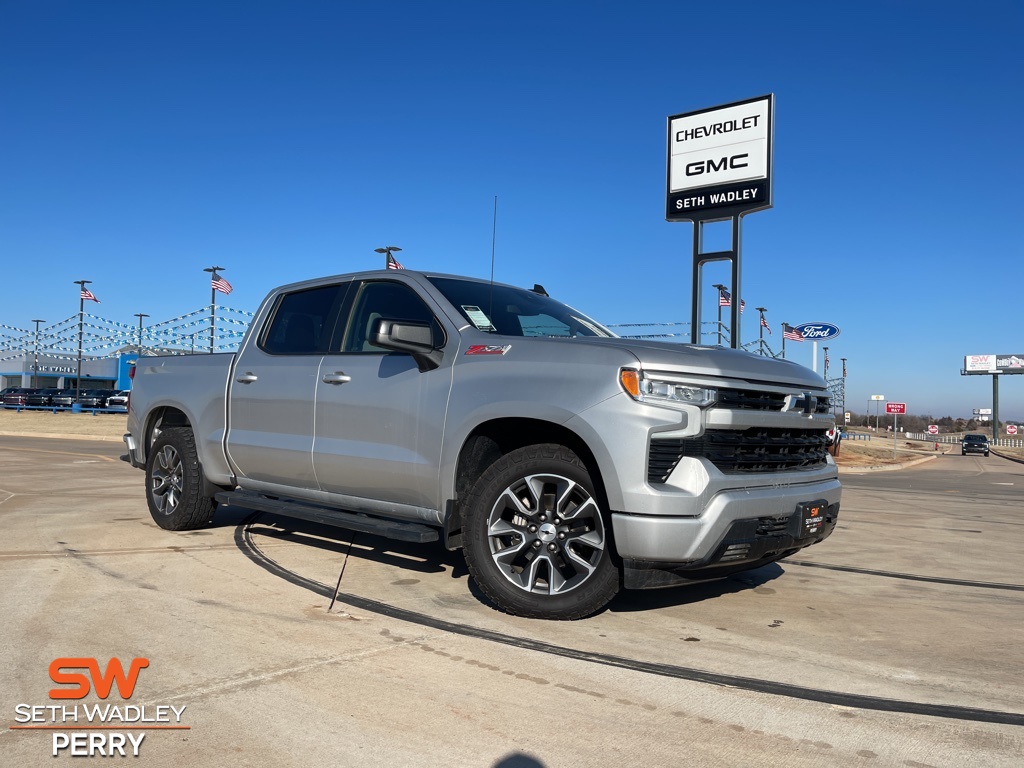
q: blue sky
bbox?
[2,1,1021,419]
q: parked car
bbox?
[106,390,130,411]
[76,389,116,408]
[962,434,990,457]
[25,388,63,407]
[0,386,22,404]
[49,389,77,407]
[2,388,40,408]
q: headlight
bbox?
[619,368,717,407]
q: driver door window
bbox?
[341,281,443,353]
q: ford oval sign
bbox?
[792,322,841,340]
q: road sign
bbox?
[1008,425,1019,435]
[927,425,938,435]
[886,402,907,414]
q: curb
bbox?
[837,454,938,474]
[0,431,124,443]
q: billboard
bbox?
[666,95,773,221]
[963,354,1024,374]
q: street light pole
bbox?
[374,246,402,269]
[712,284,727,345]
[32,319,45,387]
[134,313,149,358]
[840,357,847,425]
[203,266,225,354]
[73,280,91,400]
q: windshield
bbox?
[427,276,615,338]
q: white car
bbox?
[106,391,130,411]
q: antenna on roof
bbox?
[488,196,497,320]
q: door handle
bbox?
[236,372,258,383]
[322,372,352,384]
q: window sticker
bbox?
[462,305,496,332]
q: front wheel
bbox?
[145,427,217,530]
[462,444,619,619]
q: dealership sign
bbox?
[964,353,1024,374]
[791,322,841,341]
[666,94,773,220]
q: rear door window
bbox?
[260,284,347,355]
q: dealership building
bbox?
[0,351,137,391]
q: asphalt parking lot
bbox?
[1,435,1022,767]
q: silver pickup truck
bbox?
[124,269,840,619]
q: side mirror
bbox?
[371,320,443,371]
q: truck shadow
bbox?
[222,504,786,616]
[606,563,785,614]
[223,506,464,577]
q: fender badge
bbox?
[466,344,511,356]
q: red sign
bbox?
[1008,425,1018,435]
[927,425,938,434]
[885,402,907,414]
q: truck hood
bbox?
[572,337,828,389]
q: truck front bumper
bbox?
[611,477,840,589]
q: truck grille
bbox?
[717,388,830,414]
[717,388,788,410]
[647,428,831,482]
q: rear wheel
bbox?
[462,444,619,619]
[145,427,217,530]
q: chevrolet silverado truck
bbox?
[124,269,840,619]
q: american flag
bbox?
[825,349,830,367]
[783,324,804,342]
[718,289,745,312]
[760,315,772,335]
[386,253,405,270]
[81,288,100,303]
[842,359,847,377]
[211,273,233,294]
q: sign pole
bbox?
[893,412,898,460]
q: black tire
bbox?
[462,444,619,619]
[145,427,217,530]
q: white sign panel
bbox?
[667,95,773,220]
[965,354,997,372]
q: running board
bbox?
[214,490,440,543]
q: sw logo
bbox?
[49,657,149,699]
[15,657,188,758]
